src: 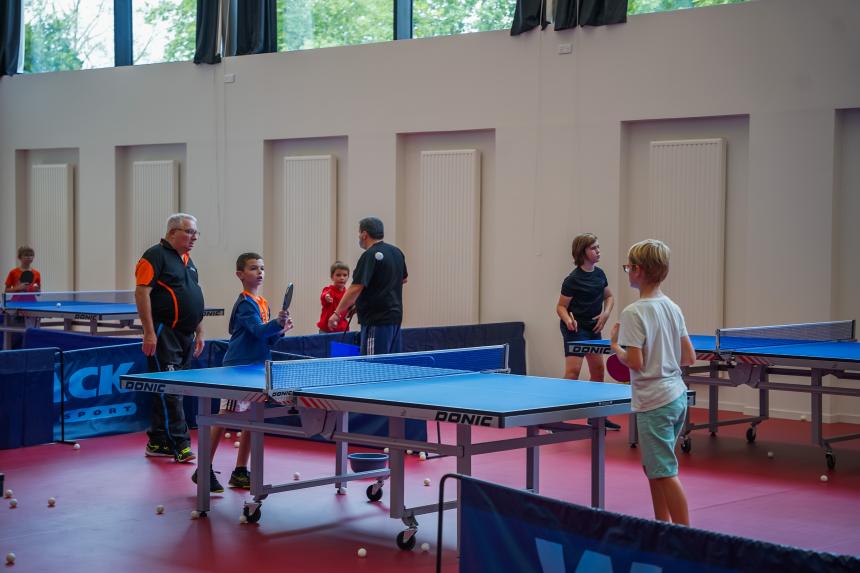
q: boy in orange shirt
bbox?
[4,246,41,293]
[317,261,350,333]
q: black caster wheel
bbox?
[199,511,207,518]
[243,506,261,524]
[680,437,692,453]
[746,427,757,443]
[710,432,717,437]
[629,442,638,449]
[826,451,836,470]
[366,484,383,502]
[396,530,417,551]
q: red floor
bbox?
[1,409,859,572]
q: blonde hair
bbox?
[571,233,598,267]
[627,239,670,284]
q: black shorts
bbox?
[560,321,602,357]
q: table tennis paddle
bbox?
[19,270,34,285]
[282,283,294,312]
[607,354,631,383]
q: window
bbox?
[134,0,196,64]
[628,0,747,16]
[23,0,114,73]
[277,0,393,51]
[413,0,514,39]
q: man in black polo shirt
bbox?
[134,213,206,462]
[328,217,407,355]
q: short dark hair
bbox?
[236,252,263,271]
[330,260,350,276]
[17,245,34,259]
[359,217,384,240]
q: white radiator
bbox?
[410,149,482,327]
[131,160,179,261]
[29,164,75,291]
[280,155,337,333]
[648,138,726,332]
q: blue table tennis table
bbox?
[1,290,224,348]
[120,345,636,550]
[571,320,860,469]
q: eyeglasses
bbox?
[172,228,201,238]
[622,264,635,273]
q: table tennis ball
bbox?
[225,432,231,439]
[237,432,242,437]
[73,443,80,450]
[47,497,56,507]
[357,547,367,558]
[155,504,165,514]
[9,498,17,508]
[293,472,301,481]
[374,252,384,261]
[423,478,431,487]
[240,514,248,524]
[800,415,808,422]
[820,474,829,482]
[5,553,15,565]
[3,489,11,498]
[767,451,774,459]
[56,302,62,307]
[233,441,240,448]
[406,449,413,455]
[419,452,427,461]
[383,447,389,454]
[421,542,430,552]
[190,510,200,519]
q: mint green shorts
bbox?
[636,392,687,479]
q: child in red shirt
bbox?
[317,261,350,333]
[4,246,41,293]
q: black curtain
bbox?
[236,0,277,56]
[554,0,577,31]
[579,0,628,27]
[194,0,221,64]
[510,0,545,36]
[0,0,22,77]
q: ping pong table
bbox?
[1,290,224,349]
[120,345,634,550]
[570,320,860,469]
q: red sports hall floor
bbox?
[1,409,859,573]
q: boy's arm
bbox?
[680,335,696,367]
[329,284,362,329]
[234,300,285,340]
[556,295,577,331]
[609,321,644,371]
[592,286,614,332]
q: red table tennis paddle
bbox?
[607,354,631,383]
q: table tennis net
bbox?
[1,290,134,306]
[716,320,856,352]
[267,345,508,392]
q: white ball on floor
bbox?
[233,441,240,448]
[5,553,15,565]
[47,497,56,507]
[239,514,248,524]
[9,498,17,508]
[419,452,427,461]
[767,451,774,459]
[383,447,389,454]
[155,504,165,514]
[190,510,200,519]
[800,415,808,422]
[423,478,431,487]
[73,443,80,450]
[421,542,430,552]
[357,547,367,558]
[820,474,829,482]
[225,432,231,438]
[293,472,301,481]
[237,432,242,437]
[406,449,413,455]
[3,489,11,498]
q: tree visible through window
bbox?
[278,0,393,52]
[135,0,196,65]
[23,0,114,73]
[629,0,747,15]
[413,0,514,39]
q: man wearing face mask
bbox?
[328,217,407,355]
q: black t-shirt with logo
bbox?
[136,239,205,334]
[560,266,608,329]
[352,241,408,326]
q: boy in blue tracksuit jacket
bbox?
[192,252,292,492]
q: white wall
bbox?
[1,0,859,420]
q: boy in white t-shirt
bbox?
[610,239,696,525]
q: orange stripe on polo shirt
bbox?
[157,280,180,328]
[242,291,270,323]
[135,259,155,286]
[182,253,189,266]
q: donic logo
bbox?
[434,411,493,426]
[567,344,611,355]
[536,539,663,573]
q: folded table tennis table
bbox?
[120,345,635,549]
[571,320,860,469]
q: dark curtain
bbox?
[510,0,545,36]
[236,0,277,56]
[554,0,577,31]
[579,0,628,26]
[194,0,221,64]
[0,0,22,77]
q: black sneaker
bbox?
[175,447,196,463]
[605,419,622,431]
[191,468,225,493]
[228,467,251,489]
[145,443,173,458]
